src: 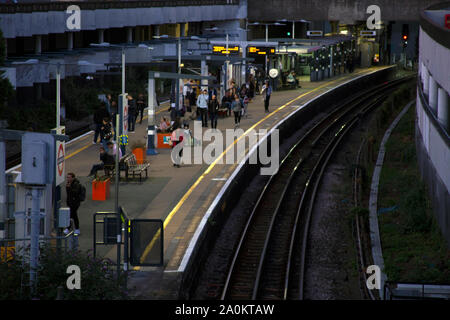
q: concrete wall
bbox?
[416,94,450,246]
[0,4,246,39]
[419,27,450,94]
[247,0,443,22]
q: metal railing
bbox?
[93,206,163,269]
[0,0,239,13]
[384,282,450,300]
[0,230,78,262]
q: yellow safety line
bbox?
[133,78,346,270]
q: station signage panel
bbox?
[54,126,65,186]
[248,47,275,55]
[307,30,323,37]
[212,45,240,55]
[360,30,377,37]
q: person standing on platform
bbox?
[65,172,84,236]
[93,102,109,144]
[221,90,232,116]
[189,81,198,120]
[197,89,209,127]
[208,94,220,130]
[105,94,112,115]
[248,75,255,101]
[232,94,243,128]
[127,95,137,133]
[100,117,113,152]
[136,93,146,124]
[261,80,272,113]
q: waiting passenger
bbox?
[88,146,115,178]
[157,117,170,133]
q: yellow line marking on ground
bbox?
[133,78,344,270]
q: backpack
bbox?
[79,185,86,202]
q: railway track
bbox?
[219,76,414,300]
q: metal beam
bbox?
[0,129,69,142]
[148,71,216,81]
[152,55,255,63]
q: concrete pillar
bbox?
[180,23,186,37]
[35,35,42,55]
[437,88,449,131]
[329,46,334,77]
[67,32,73,51]
[127,27,133,43]
[201,59,208,90]
[242,43,247,86]
[429,76,438,113]
[420,62,425,86]
[0,140,6,235]
[98,29,104,43]
[423,68,429,96]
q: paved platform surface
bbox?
[60,67,390,298]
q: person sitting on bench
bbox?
[88,146,115,177]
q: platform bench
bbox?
[104,154,128,179]
[123,153,150,182]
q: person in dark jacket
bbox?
[127,95,137,132]
[93,103,110,144]
[136,93,146,124]
[65,172,82,235]
[100,117,113,152]
[208,95,220,129]
[89,146,115,177]
[221,90,232,116]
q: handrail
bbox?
[0,231,76,243]
[0,0,238,14]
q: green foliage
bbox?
[0,257,23,299]
[62,79,101,120]
[0,246,129,300]
[376,83,415,130]
[401,185,433,233]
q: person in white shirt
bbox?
[196,89,209,127]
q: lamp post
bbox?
[90,42,154,96]
[247,22,285,76]
[153,35,201,109]
[204,27,248,92]
[13,58,101,130]
[90,43,153,274]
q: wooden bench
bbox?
[123,153,150,182]
[105,154,128,179]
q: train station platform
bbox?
[62,66,394,299]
